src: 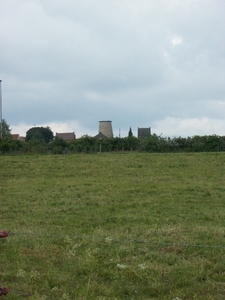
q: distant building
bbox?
[137,127,151,139]
[11,134,26,141]
[55,132,76,142]
[98,121,113,138]
[94,132,108,139]
[11,134,20,140]
[20,136,26,142]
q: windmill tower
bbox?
[99,121,113,138]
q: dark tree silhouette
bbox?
[0,119,11,138]
[128,127,133,137]
[26,126,54,143]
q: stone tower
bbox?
[99,121,113,138]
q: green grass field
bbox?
[1,152,225,299]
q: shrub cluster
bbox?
[0,134,225,154]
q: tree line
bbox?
[0,120,225,154]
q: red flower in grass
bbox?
[0,286,9,296]
[0,231,8,238]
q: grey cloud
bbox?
[0,0,224,137]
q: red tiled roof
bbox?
[11,134,20,140]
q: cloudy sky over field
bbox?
[0,0,225,138]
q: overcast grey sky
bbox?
[0,0,224,138]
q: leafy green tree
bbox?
[0,119,11,138]
[78,135,96,152]
[69,135,97,153]
[54,137,67,147]
[26,126,54,143]
[205,135,220,151]
[123,136,139,151]
[0,141,10,152]
[143,134,161,152]
[27,139,43,152]
[0,119,12,153]
[49,136,68,154]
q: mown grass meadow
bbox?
[1,152,225,299]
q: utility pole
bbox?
[0,80,2,139]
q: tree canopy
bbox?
[1,127,225,154]
[0,119,11,138]
[26,126,54,143]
